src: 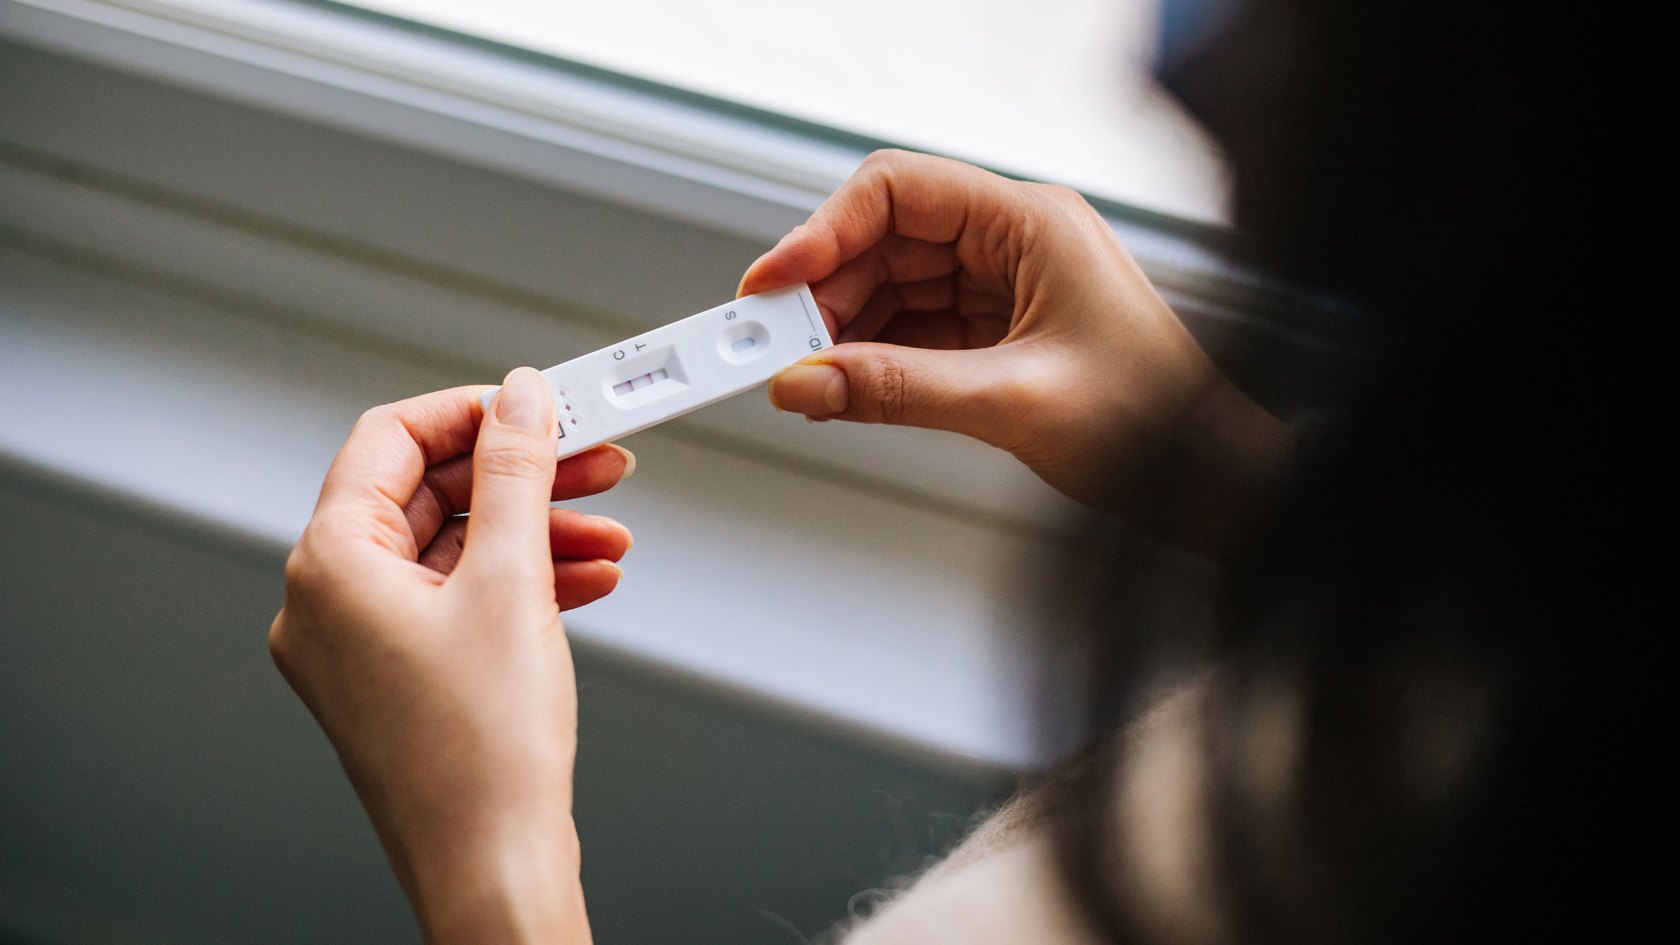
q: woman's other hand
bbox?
[268,368,630,944]
[741,151,1289,554]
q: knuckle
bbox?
[282,541,321,595]
[473,438,551,481]
[266,615,292,671]
[281,525,356,605]
[860,148,942,188]
[863,148,969,185]
[1021,183,1107,256]
[353,402,395,433]
[861,148,909,170]
[860,353,914,424]
[1036,182,1092,216]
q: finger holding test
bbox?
[403,443,635,551]
[737,151,1023,302]
[315,386,486,559]
[418,509,632,577]
[456,367,562,581]
[805,235,961,327]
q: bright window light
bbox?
[340,0,1231,224]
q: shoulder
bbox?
[840,828,1103,945]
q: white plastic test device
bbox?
[480,284,833,457]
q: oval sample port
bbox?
[719,320,770,364]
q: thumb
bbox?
[768,342,1024,444]
[459,367,557,581]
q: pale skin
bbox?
[270,151,1293,943]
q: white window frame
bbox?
[3,0,1260,278]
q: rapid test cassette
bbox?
[480,284,833,457]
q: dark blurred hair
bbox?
[1050,0,1645,941]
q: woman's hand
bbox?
[741,150,1290,555]
[269,368,630,944]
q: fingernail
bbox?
[595,558,624,577]
[496,366,551,433]
[770,364,848,415]
[736,253,773,298]
[606,443,637,479]
[737,227,801,298]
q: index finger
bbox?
[317,385,488,519]
[737,150,1028,298]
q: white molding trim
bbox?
[1,0,858,240]
[0,0,1247,281]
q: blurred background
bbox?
[0,1,1363,942]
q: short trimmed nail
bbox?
[607,443,637,479]
[497,366,551,433]
[771,364,849,415]
[737,227,802,297]
[735,266,760,299]
[596,559,624,576]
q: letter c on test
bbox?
[613,349,626,360]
